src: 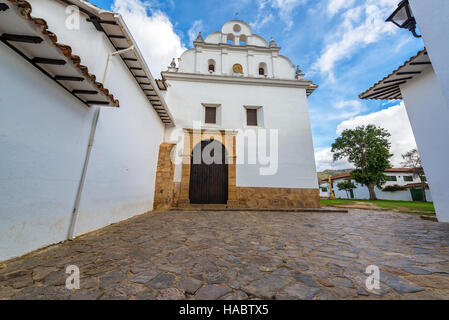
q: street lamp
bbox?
[386,0,421,38]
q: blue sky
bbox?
[90,0,424,170]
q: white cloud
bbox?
[188,20,203,46]
[316,103,418,171]
[327,0,356,17]
[331,99,366,119]
[310,99,366,122]
[112,0,186,77]
[315,147,352,171]
[337,102,417,166]
[271,0,308,29]
[251,0,307,30]
[312,0,398,81]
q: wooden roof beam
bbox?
[1,34,43,43]
[369,89,401,100]
[108,35,126,39]
[396,71,421,75]
[86,101,110,105]
[32,57,66,65]
[72,90,98,95]
[373,81,407,91]
[55,75,84,81]
[0,3,9,11]
[384,77,413,84]
[363,86,401,99]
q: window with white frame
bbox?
[244,106,263,127]
[202,104,221,126]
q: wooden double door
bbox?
[189,140,228,204]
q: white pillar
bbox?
[221,48,228,75]
[400,67,449,222]
[195,47,202,73]
[271,53,279,78]
[248,50,255,77]
[409,0,449,110]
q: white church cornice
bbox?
[173,20,315,84]
[161,72,318,95]
[193,42,281,53]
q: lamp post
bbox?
[386,0,421,38]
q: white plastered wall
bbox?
[0,0,166,261]
[400,66,449,222]
[409,0,449,110]
[164,79,318,189]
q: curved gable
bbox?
[221,20,253,36]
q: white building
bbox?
[0,2,319,262]
[161,20,319,209]
[0,0,173,262]
[320,169,432,202]
[360,0,449,222]
[319,182,329,198]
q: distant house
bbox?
[320,169,432,202]
[319,182,329,198]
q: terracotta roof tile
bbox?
[403,183,429,189]
[330,168,415,180]
[359,49,429,100]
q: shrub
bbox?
[383,184,406,192]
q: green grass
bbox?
[320,198,436,216]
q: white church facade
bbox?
[0,0,318,262]
[159,20,319,209]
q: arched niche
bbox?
[258,62,267,76]
[208,59,216,73]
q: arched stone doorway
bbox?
[189,140,228,204]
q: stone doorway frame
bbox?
[178,128,238,207]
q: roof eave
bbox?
[359,49,430,101]
[113,13,175,127]
[56,0,175,126]
[2,0,119,107]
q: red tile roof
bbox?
[385,168,415,173]
[403,183,429,189]
[329,168,415,181]
[330,173,352,180]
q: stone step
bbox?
[170,207,348,213]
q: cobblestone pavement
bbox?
[1,209,449,300]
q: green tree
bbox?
[331,125,392,200]
[337,180,357,199]
[401,148,427,202]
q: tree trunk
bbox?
[367,184,377,200]
[421,182,427,202]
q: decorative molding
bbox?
[201,103,221,108]
[162,71,318,93]
[194,41,280,53]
